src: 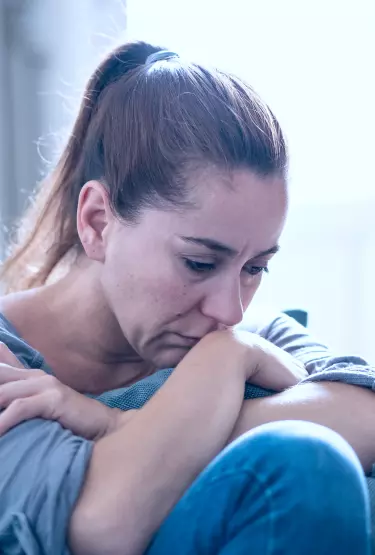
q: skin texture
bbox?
[1,166,375,555]
[1,166,287,393]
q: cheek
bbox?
[148,280,200,318]
[241,276,263,310]
[104,233,201,322]
[125,264,200,322]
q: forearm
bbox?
[69,341,246,555]
[230,382,375,473]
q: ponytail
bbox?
[0,42,162,292]
[1,41,286,293]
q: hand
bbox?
[0,342,136,439]
[195,329,308,391]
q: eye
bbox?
[243,265,269,276]
[184,259,216,273]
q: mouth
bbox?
[173,333,201,347]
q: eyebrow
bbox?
[180,236,280,259]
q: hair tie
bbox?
[146,50,179,65]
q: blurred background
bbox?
[0,0,374,361]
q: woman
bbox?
[0,41,374,555]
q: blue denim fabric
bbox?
[146,421,371,555]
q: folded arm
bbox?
[240,312,375,400]
[236,314,375,471]
[230,381,375,473]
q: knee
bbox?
[232,420,365,489]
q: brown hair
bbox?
[1,41,287,293]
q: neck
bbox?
[0,264,154,394]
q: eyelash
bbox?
[183,259,269,276]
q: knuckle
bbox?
[48,385,65,405]
[32,369,48,379]
[37,374,66,406]
[10,397,29,414]
[38,373,59,390]
[41,373,55,384]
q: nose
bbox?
[200,279,245,328]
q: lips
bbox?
[173,333,201,347]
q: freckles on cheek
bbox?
[162,283,193,316]
[167,283,187,303]
[144,278,181,306]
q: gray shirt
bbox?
[0,311,374,554]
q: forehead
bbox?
[175,167,288,255]
[129,167,288,257]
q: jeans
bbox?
[146,421,371,554]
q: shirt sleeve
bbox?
[0,417,93,555]
[256,312,375,389]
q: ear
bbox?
[77,181,113,263]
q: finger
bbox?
[0,365,32,385]
[270,346,308,378]
[281,351,308,377]
[0,392,55,436]
[0,363,46,385]
[251,357,305,391]
[0,377,51,407]
[0,342,25,369]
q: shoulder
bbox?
[0,311,44,369]
[0,417,93,553]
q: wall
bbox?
[0,0,127,256]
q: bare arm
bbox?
[68,329,305,555]
[243,315,375,468]
[69,333,248,555]
[240,312,375,402]
[230,381,375,473]
[2,329,369,554]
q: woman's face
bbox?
[99,167,288,368]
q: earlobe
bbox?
[77,181,111,263]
